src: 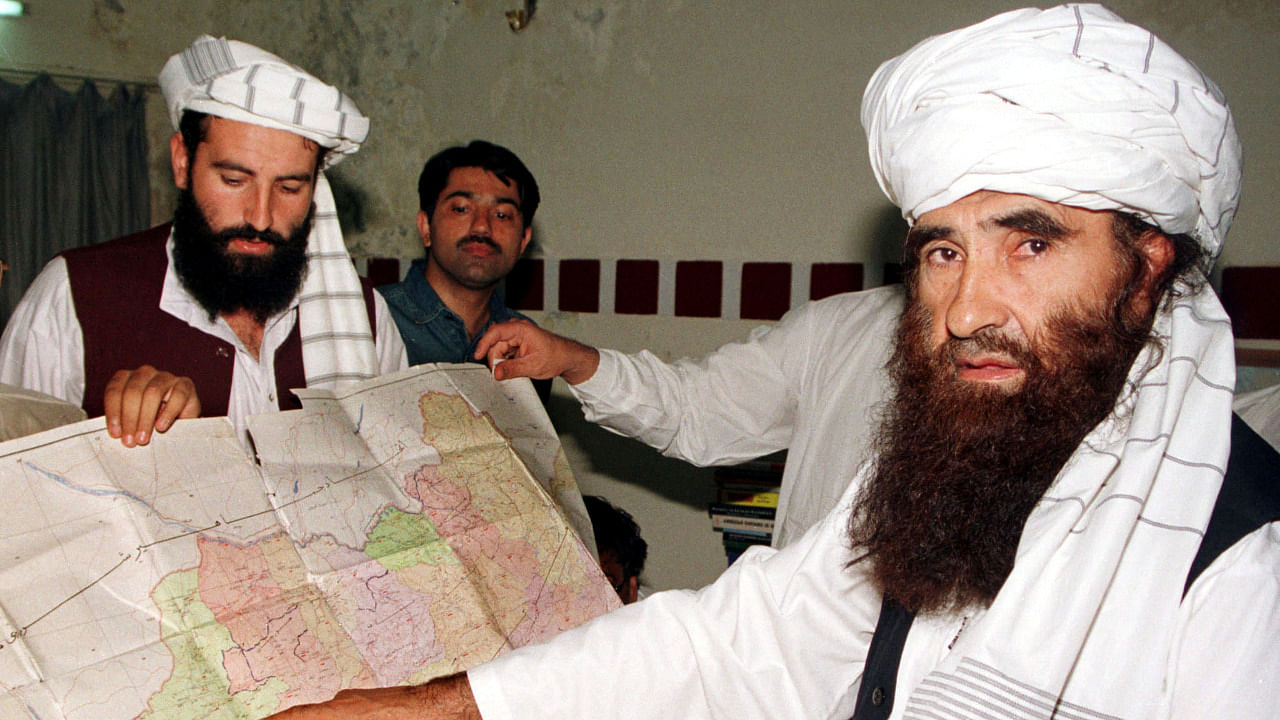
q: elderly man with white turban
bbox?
[0,36,406,447]
[274,5,1280,720]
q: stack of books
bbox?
[709,461,783,565]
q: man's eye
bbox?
[925,247,959,264]
[280,184,303,194]
[222,176,244,187]
[1022,238,1050,254]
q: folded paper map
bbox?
[0,365,617,719]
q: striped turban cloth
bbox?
[861,3,1241,256]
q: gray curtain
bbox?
[0,74,150,328]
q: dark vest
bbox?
[849,415,1280,720]
[62,224,377,418]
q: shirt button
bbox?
[871,687,885,706]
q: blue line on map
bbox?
[22,461,204,534]
[353,403,365,435]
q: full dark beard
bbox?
[847,292,1155,615]
[171,188,312,324]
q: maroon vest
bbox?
[63,224,376,419]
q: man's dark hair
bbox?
[417,140,540,225]
[583,495,647,581]
[178,110,327,173]
[1109,212,1208,310]
[178,110,210,167]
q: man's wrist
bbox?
[420,674,481,719]
[561,343,600,386]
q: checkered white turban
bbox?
[861,4,1241,256]
[159,35,369,166]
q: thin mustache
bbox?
[457,235,499,250]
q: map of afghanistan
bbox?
[0,364,619,719]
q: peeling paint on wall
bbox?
[7,0,1280,273]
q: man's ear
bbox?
[169,132,190,190]
[1134,230,1175,313]
[417,210,431,248]
[518,225,532,256]
[1141,231,1175,285]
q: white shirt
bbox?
[0,247,406,444]
[472,283,1280,719]
[569,285,903,547]
[469,480,1280,720]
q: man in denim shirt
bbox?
[378,141,538,369]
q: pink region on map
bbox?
[405,466,548,636]
[513,547,615,645]
[196,535,345,699]
[330,556,445,678]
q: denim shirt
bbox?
[377,259,531,366]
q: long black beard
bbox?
[171,188,312,324]
[848,290,1155,615]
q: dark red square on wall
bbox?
[1222,266,1280,339]
[740,262,791,321]
[505,258,544,311]
[675,261,722,318]
[365,257,401,288]
[810,263,864,300]
[559,259,600,313]
[615,259,660,315]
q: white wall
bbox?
[4,0,1278,589]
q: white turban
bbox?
[861,4,1241,256]
[158,37,380,394]
[159,35,369,166]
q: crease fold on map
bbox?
[0,364,618,720]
